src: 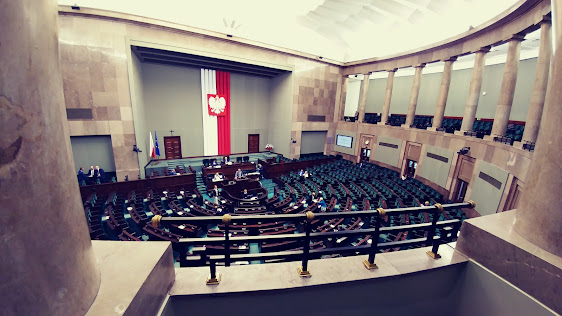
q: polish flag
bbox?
[201,69,231,156]
[149,132,156,159]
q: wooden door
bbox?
[248,134,259,153]
[164,136,182,159]
[449,154,475,201]
[504,178,523,211]
[402,142,421,177]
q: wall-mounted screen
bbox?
[336,135,353,148]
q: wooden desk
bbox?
[220,178,267,207]
[206,172,260,190]
[79,173,196,198]
[203,162,256,179]
[259,157,335,179]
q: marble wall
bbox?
[59,15,139,180]
[333,122,533,215]
[58,9,341,171]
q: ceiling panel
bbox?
[132,46,289,78]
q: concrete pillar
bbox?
[489,35,525,137]
[357,73,371,123]
[459,47,491,133]
[378,69,397,125]
[520,17,552,144]
[431,57,457,131]
[0,1,100,315]
[337,76,349,121]
[513,2,562,257]
[404,64,425,127]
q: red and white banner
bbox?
[207,94,227,116]
[201,69,231,155]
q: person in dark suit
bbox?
[256,163,263,178]
[94,166,105,183]
[307,192,316,205]
[174,165,182,174]
[242,189,251,199]
[77,167,87,185]
[212,185,220,204]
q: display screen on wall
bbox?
[336,135,353,148]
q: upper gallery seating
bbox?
[505,122,525,142]
[465,119,493,138]
[364,113,381,124]
[437,117,462,133]
[386,114,406,126]
[495,121,526,145]
[410,115,433,129]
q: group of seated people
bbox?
[77,165,105,185]
[212,165,264,183]
[298,169,310,179]
[168,165,184,176]
[205,155,251,167]
[306,191,328,211]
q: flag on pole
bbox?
[154,131,161,157]
[149,132,156,159]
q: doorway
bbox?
[453,179,469,202]
[449,154,475,202]
[164,136,182,159]
[405,159,418,177]
[503,178,523,211]
[248,134,260,153]
[361,148,371,162]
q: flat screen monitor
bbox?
[336,135,353,148]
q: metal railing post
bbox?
[206,259,221,285]
[426,203,443,259]
[364,208,385,270]
[179,243,188,267]
[223,214,231,267]
[298,211,314,277]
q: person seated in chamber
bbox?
[212,173,224,182]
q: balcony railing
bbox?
[152,201,475,284]
[522,141,535,151]
[493,135,515,146]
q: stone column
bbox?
[357,73,371,123]
[337,76,349,121]
[0,1,100,315]
[378,69,397,125]
[520,17,552,145]
[489,35,525,137]
[513,1,562,257]
[404,64,425,127]
[430,57,457,131]
[459,47,491,133]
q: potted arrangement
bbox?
[265,143,274,152]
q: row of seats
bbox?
[203,156,249,167]
[354,114,525,146]
[364,113,381,124]
[438,118,462,133]
[81,158,467,266]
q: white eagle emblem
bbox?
[208,95,226,115]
